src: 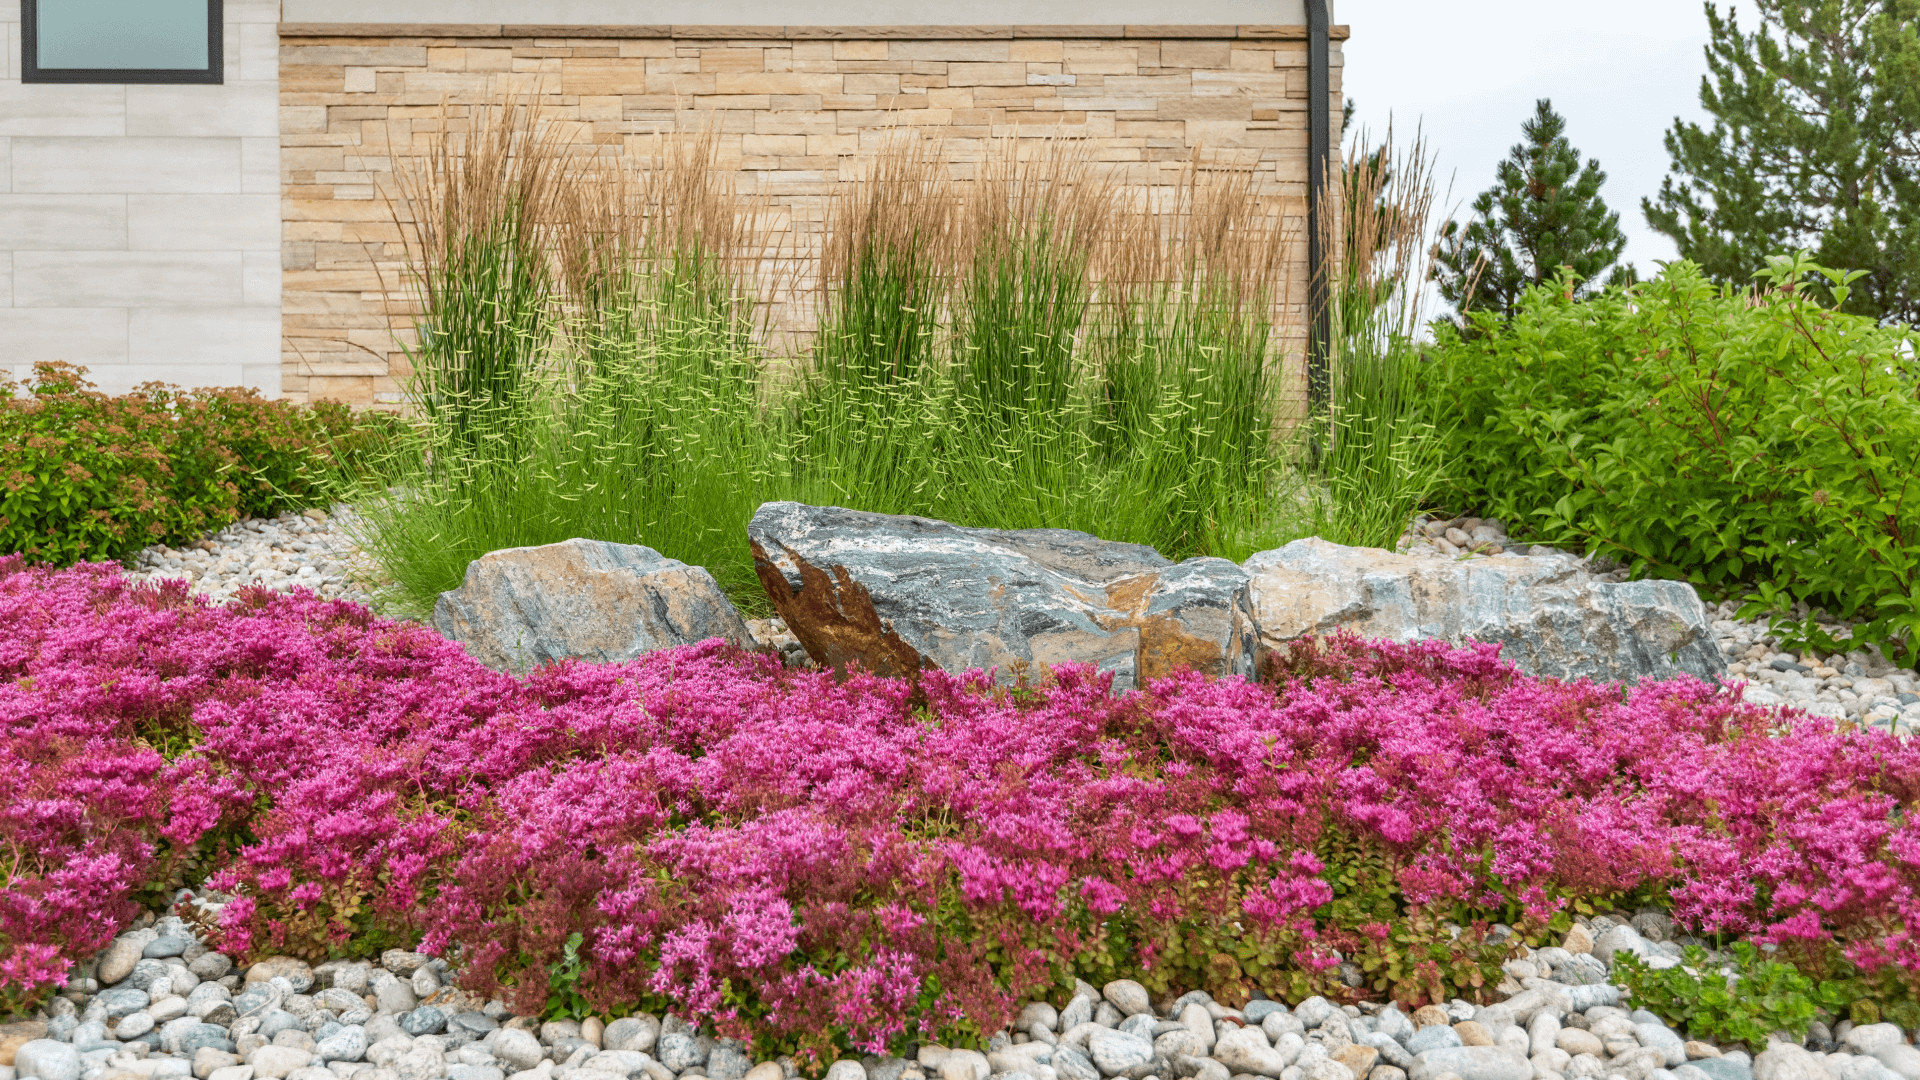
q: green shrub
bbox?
[0,362,394,567]
[1426,254,1920,666]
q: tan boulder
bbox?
[433,539,753,675]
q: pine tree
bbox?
[1431,99,1630,324]
[1644,1,1920,325]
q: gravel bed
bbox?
[120,509,378,608]
[4,905,1907,1080]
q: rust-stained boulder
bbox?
[1243,537,1725,684]
[747,502,1256,690]
[432,538,752,674]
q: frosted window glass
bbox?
[36,0,211,70]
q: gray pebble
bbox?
[656,1034,704,1074]
[707,1046,751,1080]
[602,1017,659,1055]
[143,936,193,959]
[400,1008,447,1037]
[1101,981,1152,1019]
[262,1011,304,1039]
[95,988,151,1019]
[452,1015,500,1037]
[14,1040,83,1080]
[1406,1026,1462,1056]
[1243,1002,1287,1024]
[318,1027,371,1064]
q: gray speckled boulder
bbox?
[433,539,752,675]
[1243,537,1726,684]
[747,503,1257,691]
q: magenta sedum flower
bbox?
[5,555,1920,1045]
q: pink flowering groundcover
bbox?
[4,556,1920,1060]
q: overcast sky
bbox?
[1341,0,1759,278]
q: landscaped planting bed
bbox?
[7,555,1920,1080]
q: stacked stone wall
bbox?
[278,23,1344,406]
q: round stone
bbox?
[602,1016,658,1054]
[379,951,429,976]
[491,1030,544,1073]
[261,1011,303,1039]
[116,1013,157,1039]
[399,1007,447,1037]
[95,987,151,1019]
[452,1014,499,1037]
[15,1040,83,1080]
[1101,981,1152,1019]
[1086,1028,1153,1075]
[826,1061,867,1080]
[144,936,193,959]
[1244,1001,1289,1024]
[317,1026,370,1063]
[708,1046,753,1080]
[128,959,173,992]
[179,1024,237,1056]
[656,1033,704,1073]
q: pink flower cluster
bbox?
[5,554,1920,1052]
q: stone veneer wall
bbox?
[279,24,1345,407]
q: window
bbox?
[23,0,223,84]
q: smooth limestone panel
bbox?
[226,0,279,22]
[129,306,280,366]
[0,135,11,190]
[242,361,282,397]
[12,251,246,307]
[0,194,128,249]
[126,82,279,138]
[128,194,280,251]
[11,137,242,193]
[0,252,12,309]
[242,251,281,305]
[239,23,279,81]
[0,82,126,137]
[241,137,278,194]
[0,308,132,368]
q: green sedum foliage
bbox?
[1426,254,1920,666]
[1618,944,1857,1051]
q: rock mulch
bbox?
[1396,514,1920,735]
[2,909,1912,1080]
[120,509,375,608]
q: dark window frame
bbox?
[22,0,224,84]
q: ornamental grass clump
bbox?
[8,558,1920,1057]
[349,106,1322,619]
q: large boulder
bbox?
[433,539,752,674]
[747,503,1256,690]
[1242,537,1725,684]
